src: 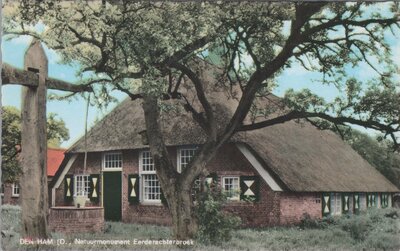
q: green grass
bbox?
[2,206,400,250]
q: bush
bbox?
[194,184,241,245]
[339,215,372,241]
[299,213,328,229]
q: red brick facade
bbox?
[1,183,20,205]
[52,144,325,228]
[49,207,104,233]
[279,192,322,225]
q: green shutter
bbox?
[160,188,168,206]
[322,193,331,217]
[64,174,74,202]
[128,174,140,205]
[205,172,218,188]
[88,174,100,203]
[342,193,350,214]
[353,194,360,214]
[367,193,371,208]
[240,176,259,202]
[381,193,388,208]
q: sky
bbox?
[2,4,399,148]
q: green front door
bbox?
[103,171,122,221]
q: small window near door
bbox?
[12,183,20,197]
[103,152,123,170]
[223,177,240,201]
[74,175,90,197]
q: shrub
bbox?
[299,213,328,229]
[339,215,372,241]
[194,184,241,245]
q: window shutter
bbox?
[205,172,218,187]
[89,174,100,203]
[371,194,377,207]
[160,188,168,206]
[322,193,331,217]
[128,174,140,205]
[240,176,259,202]
[64,174,74,202]
[341,193,350,213]
[381,193,388,208]
[353,194,360,214]
[367,193,371,208]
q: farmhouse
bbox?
[49,86,399,228]
[1,148,65,205]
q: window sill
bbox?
[140,201,163,206]
[11,195,20,198]
[102,168,122,172]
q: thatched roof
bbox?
[67,89,398,193]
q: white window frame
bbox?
[102,152,123,171]
[12,183,20,197]
[330,193,342,216]
[74,175,90,198]
[222,176,240,201]
[139,150,161,204]
[177,147,197,173]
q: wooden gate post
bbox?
[20,39,49,238]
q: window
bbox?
[12,183,20,197]
[178,148,197,173]
[223,177,240,201]
[103,152,122,170]
[1,184,4,197]
[141,151,154,172]
[315,194,321,204]
[359,193,366,209]
[330,193,342,215]
[139,151,161,203]
[74,175,90,197]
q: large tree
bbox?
[1,106,69,182]
[6,1,400,239]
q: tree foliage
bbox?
[1,106,69,182]
[344,130,400,188]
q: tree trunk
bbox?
[142,95,199,240]
[20,39,49,239]
[161,182,197,239]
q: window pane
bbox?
[143,174,160,201]
[223,177,239,200]
[141,151,154,171]
[75,175,90,196]
[180,148,196,171]
[104,153,123,168]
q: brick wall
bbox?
[279,192,322,225]
[49,207,104,233]
[52,144,325,228]
[1,183,20,205]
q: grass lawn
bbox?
[1,205,400,250]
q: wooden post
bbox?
[20,38,49,238]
